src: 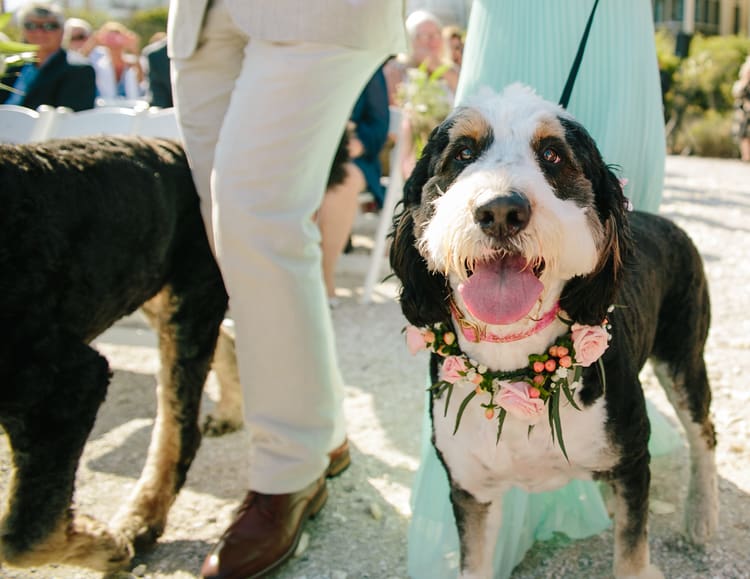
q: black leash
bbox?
[559,0,601,108]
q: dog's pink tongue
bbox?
[458,255,543,325]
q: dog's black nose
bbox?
[473,192,531,239]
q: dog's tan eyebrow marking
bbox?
[531,117,566,147]
[448,109,492,143]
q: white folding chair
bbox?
[134,107,181,139]
[95,97,150,111]
[0,104,57,144]
[361,105,404,303]
[49,106,141,139]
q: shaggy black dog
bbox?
[0,131,352,573]
[0,136,230,572]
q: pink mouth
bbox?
[457,255,544,325]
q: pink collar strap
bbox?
[451,301,561,344]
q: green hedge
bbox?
[658,30,750,157]
[128,7,168,48]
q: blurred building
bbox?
[654,0,750,35]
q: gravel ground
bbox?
[1,155,749,578]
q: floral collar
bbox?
[405,309,612,460]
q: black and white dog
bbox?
[390,85,717,578]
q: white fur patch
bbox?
[432,378,618,503]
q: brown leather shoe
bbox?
[327,438,350,478]
[200,477,327,579]
[200,441,350,579]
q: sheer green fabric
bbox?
[407,3,671,574]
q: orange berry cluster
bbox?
[527,340,575,400]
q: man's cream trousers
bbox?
[172,0,387,493]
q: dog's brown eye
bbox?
[456,146,475,162]
[542,147,561,164]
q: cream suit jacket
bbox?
[168,0,407,59]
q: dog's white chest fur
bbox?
[432,388,616,502]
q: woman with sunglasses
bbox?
[0,2,96,111]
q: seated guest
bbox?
[88,21,145,101]
[141,33,172,108]
[317,64,390,304]
[443,24,464,67]
[350,64,390,209]
[0,2,96,111]
[383,10,459,106]
[384,10,458,179]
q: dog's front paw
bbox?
[684,472,719,545]
[202,412,243,436]
[63,514,134,572]
[0,513,133,572]
[110,499,171,553]
[112,515,165,551]
[684,506,718,545]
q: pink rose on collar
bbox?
[440,355,469,384]
[497,381,545,422]
[570,323,609,367]
[405,325,428,355]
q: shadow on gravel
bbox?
[85,366,249,501]
[88,369,157,440]
[130,539,211,576]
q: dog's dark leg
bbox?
[202,321,244,436]
[0,338,132,571]
[609,459,663,579]
[450,485,502,579]
[110,270,227,547]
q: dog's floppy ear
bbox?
[389,125,452,328]
[559,119,632,326]
[390,207,451,327]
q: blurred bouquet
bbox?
[396,61,453,157]
[1,13,38,91]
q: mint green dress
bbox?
[408,2,673,577]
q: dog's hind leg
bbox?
[649,232,717,545]
[609,463,663,579]
[650,255,717,545]
[652,358,718,545]
[202,320,244,436]
[0,338,132,571]
[450,485,502,579]
[110,277,227,548]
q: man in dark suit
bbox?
[142,35,172,108]
[0,2,95,111]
